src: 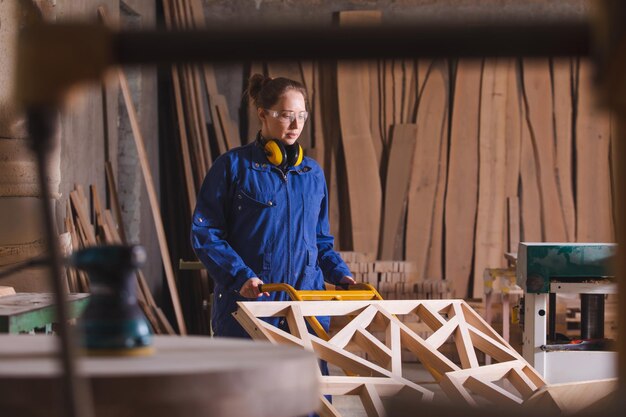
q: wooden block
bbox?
[0,287,16,297]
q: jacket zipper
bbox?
[283,171,292,284]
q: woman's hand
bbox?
[339,276,356,285]
[239,277,270,298]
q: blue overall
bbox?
[190,141,352,338]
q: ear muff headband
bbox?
[264,139,303,169]
[264,140,285,167]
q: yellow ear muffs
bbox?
[264,139,286,167]
[291,143,304,167]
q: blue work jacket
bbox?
[191,141,352,338]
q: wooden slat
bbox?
[406,60,448,281]
[444,59,481,298]
[380,124,417,260]
[507,197,521,252]
[105,162,127,242]
[425,94,449,281]
[522,59,568,241]
[472,59,507,298]
[576,60,614,242]
[504,60,522,253]
[519,98,543,241]
[552,58,576,241]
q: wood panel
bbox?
[472,59,507,298]
[503,60,522,252]
[406,60,448,280]
[576,60,614,242]
[522,60,568,241]
[337,11,383,256]
[519,102,543,242]
[380,124,417,260]
[444,60,481,298]
[552,58,576,241]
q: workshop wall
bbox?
[0,1,160,297]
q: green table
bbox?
[0,293,90,333]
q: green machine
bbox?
[517,243,617,383]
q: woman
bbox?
[191,74,355,338]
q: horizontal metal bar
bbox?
[113,19,591,65]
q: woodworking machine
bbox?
[517,243,618,384]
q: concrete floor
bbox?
[328,362,448,416]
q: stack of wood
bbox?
[63,177,174,335]
[337,251,450,301]
[161,0,240,214]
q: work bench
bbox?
[0,293,89,333]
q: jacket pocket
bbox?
[235,187,277,209]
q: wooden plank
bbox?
[369,59,384,165]
[360,384,386,417]
[70,191,96,246]
[519,98,543,241]
[380,124,417,260]
[552,58,576,241]
[425,86,449,280]
[507,197,520,252]
[504,60,522,252]
[336,11,383,256]
[472,58,507,298]
[160,0,197,213]
[105,161,127,242]
[576,60,614,242]
[117,65,187,335]
[444,60,481,298]
[406,60,448,281]
[522,59,568,241]
[524,378,617,415]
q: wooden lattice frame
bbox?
[234,299,546,415]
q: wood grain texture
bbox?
[576,60,614,242]
[473,59,507,298]
[406,61,448,281]
[445,60,481,298]
[522,59,568,241]
[380,124,417,260]
[552,58,576,241]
